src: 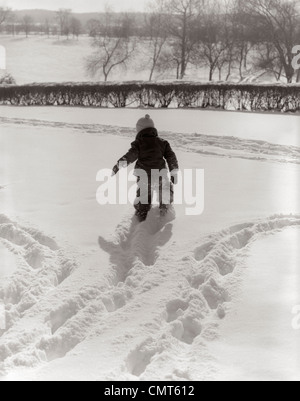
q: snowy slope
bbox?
[0,107,299,147]
[0,108,299,381]
[0,120,299,166]
[210,226,300,382]
[1,214,299,381]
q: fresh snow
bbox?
[0,107,299,381]
[0,36,241,85]
[0,242,18,279]
[210,227,300,382]
[0,36,93,85]
[0,107,299,147]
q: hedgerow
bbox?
[0,81,299,112]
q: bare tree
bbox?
[117,12,136,38]
[43,19,51,38]
[254,42,278,80]
[70,17,82,39]
[192,1,232,81]
[155,43,183,79]
[234,33,255,81]
[217,0,240,81]
[230,0,257,80]
[0,7,10,26]
[86,12,136,82]
[6,12,16,36]
[145,0,169,81]
[165,0,201,79]
[56,9,71,38]
[245,0,300,83]
[22,15,33,38]
[86,19,101,38]
[52,25,58,38]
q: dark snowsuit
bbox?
[116,127,179,221]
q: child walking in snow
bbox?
[112,115,179,222]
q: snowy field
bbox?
[0,36,94,84]
[0,36,225,84]
[0,36,175,84]
[0,107,299,381]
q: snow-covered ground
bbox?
[0,106,299,146]
[0,107,299,381]
[210,226,300,382]
[0,36,218,84]
[0,36,94,84]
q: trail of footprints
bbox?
[124,214,300,378]
[0,215,76,307]
[2,116,300,165]
[36,213,174,361]
[0,214,78,368]
[1,213,300,377]
[0,213,170,366]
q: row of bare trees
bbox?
[0,7,10,26]
[86,0,300,83]
[86,11,136,82]
[1,0,300,83]
[246,0,300,83]
[55,9,82,39]
[0,7,82,39]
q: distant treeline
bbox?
[1,0,300,83]
[0,8,149,38]
[0,82,299,112]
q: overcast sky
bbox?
[0,0,149,13]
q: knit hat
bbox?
[136,114,155,134]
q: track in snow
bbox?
[1,116,299,165]
[98,208,176,283]
[0,213,300,379]
[121,214,300,380]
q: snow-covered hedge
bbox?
[0,82,299,112]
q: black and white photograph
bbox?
[0,0,299,383]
